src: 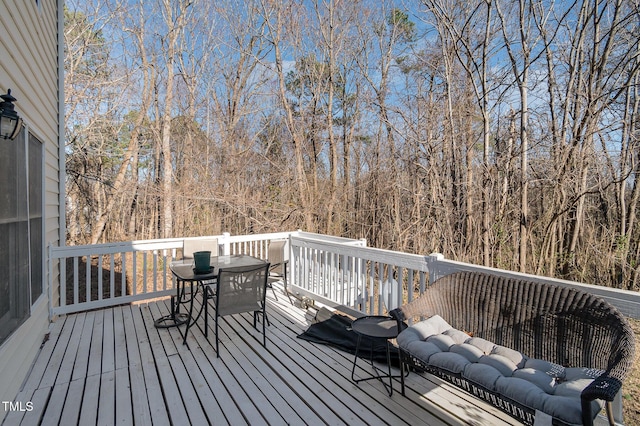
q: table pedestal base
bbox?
[153,295,189,328]
[154,312,189,328]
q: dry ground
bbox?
[624,318,640,425]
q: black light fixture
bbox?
[0,89,22,140]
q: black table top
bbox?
[351,315,407,339]
[170,254,266,281]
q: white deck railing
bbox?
[288,236,640,320]
[49,231,640,320]
[289,235,425,316]
[48,231,363,316]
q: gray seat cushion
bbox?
[397,315,606,425]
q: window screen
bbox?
[0,127,43,345]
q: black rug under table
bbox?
[297,308,402,367]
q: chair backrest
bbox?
[183,238,219,259]
[268,239,288,274]
[216,263,270,317]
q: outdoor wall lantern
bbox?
[0,89,22,140]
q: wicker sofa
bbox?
[389,271,636,426]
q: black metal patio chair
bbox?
[203,262,270,357]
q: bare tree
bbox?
[496,0,541,271]
[259,0,317,231]
[423,0,502,266]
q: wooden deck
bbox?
[3,287,519,426]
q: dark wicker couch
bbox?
[389,271,636,426]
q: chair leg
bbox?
[250,310,267,347]
[262,309,266,347]
[399,347,406,396]
[253,309,270,327]
[606,401,615,426]
[215,315,220,358]
[283,264,293,304]
[183,283,196,346]
[204,287,209,338]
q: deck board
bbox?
[78,374,100,425]
[86,309,104,378]
[97,370,115,425]
[19,387,50,426]
[41,382,67,426]
[71,310,94,382]
[59,378,83,425]
[121,305,153,426]
[39,314,76,389]
[56,312,85,386]
[115,367,133,424]
[130,305,170,426]
[113,307,128,371]
[102,308,115,373]
[4,286,519,426]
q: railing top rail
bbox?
[296,231,366,245]
[51,232,302,258]
[290,235,430,272]
[429,255,640,318]
[50,239,186,257]
[429,254,639,296]
[223,231,296,243]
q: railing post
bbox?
[60,252,66,310]
[221,232,231,255]
[427,252,445,283]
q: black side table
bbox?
[350,315,407,396]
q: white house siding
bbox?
[0,0,60,422]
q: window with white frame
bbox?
[0,126,43,346]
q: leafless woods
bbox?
[64,0,640,290]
